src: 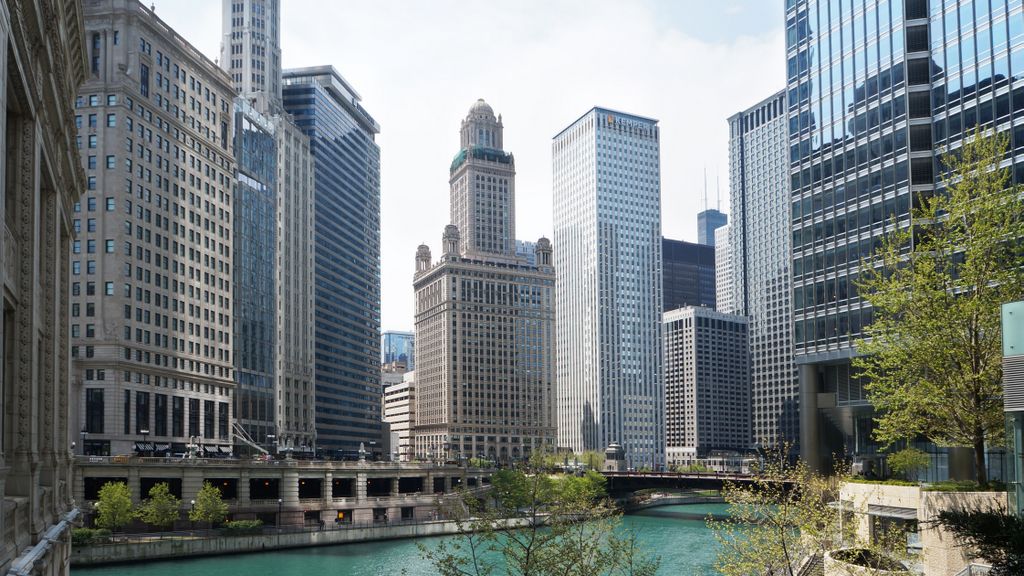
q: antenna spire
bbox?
[703,166,708,212]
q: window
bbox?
[124,390,132,435]
[188,398,199,437]
[204,399,215,438]
[86,389,105,433]
[106,114,116,127]
[140,63,149,97]
[172,396,184,437]
[105,239,115,253]
[155,394,168,437]
[105,281,114,295]
[106,155,115,169]
[87,156,97,169]
[136,391,150,434]
[106,197,115,211]
[88,135,97,148]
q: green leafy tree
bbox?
[189,481,229,527]
[854,128,1024,487]
[419,466,658,576]
[708,448,847,576]
[886,447,930,481]
[137,482,181,530]
[94,481,134,532]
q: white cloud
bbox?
[153,0,784,331]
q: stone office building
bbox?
[72,0,237,457]
[413,100,557,463]
[0,1,87,575]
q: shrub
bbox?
[831,548,907,572]
[220,519,264,535]
[887,448,930,480]
[924,480,1006,492]
[71,528,112,546]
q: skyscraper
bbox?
[663,307,750,466]
[221,0,316,453]
[72,0,237,457]
[231,98,277,450]
[381,330,415,370]
[283,66,381,454]
[697,208,728,246]
[728,91,799,449]
[553,108,664,469]
[661,238,716,311]
[786,0,1022,473]
[413,100,556,462]
[714,225,734,313]
[1,0,85,572]
[221,0,282,108]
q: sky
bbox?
[152,0,785,332]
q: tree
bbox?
[189,481,229,527]
[708,448,846,576]
[886,447,930,481]
[419,466,659,576]
[137,482,181,530]
[95,481,134,532]
[854,127,1024,487]
[934,506,1024,576]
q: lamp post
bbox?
[190,499,195,534]
[266,434,277,458]
[80,429,88,456]
[140,428,150,457]
[277,498,283,531]
[93,501,100,527]
[369,440,377,462]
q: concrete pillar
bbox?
[391,477,400,497]
[238,470,251,505]
[799,364,821,472]
[356,472,367,502]
[323,472,333,500]
[281,469,299,507]
[127,466,142,502]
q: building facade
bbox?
[0,0,87,574]
[282,66,381,454]
[231,98,276,451]
[553,108,664,469]
[661,237,715,312]
[220,0,316,454]
[727,90,800,448]
[714,225,734,313]
[697,208,727,246]
[413,100,557,463]
[220,0,281,109]
[785,0,1023,472]
[72,0,237,458]
[381,330,414,371]
[663,307,751,466]
[383,371,416,462]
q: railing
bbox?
[954,564,992,576]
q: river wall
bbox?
[71,519,522,566]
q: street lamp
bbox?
[190,499,195,533]
[369,440,377,462]
[140,428,150,457]
[80,429,88,456]
[266,434,277,458]
[277,498,283,531]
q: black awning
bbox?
[218,446,232,454]
[134,442,155,452]
[154,444,171,452]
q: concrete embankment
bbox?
[71,519,524,566]
[622,495,725,512]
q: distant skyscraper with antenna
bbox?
[697,168,727,246]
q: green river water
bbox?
[72,503,730,576]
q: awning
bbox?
[154,444,171,452]
[134,442,155,452]
[199,445,212,454]
[218,446,232,454]
[867,504,917,520]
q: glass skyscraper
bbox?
[232,99,277,449]
[553,108,664,469]
[662,238,716,312]
[381,330,414,370]
[697,209,728,246]
[283,66,382,454]
[787,0,1021,475]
